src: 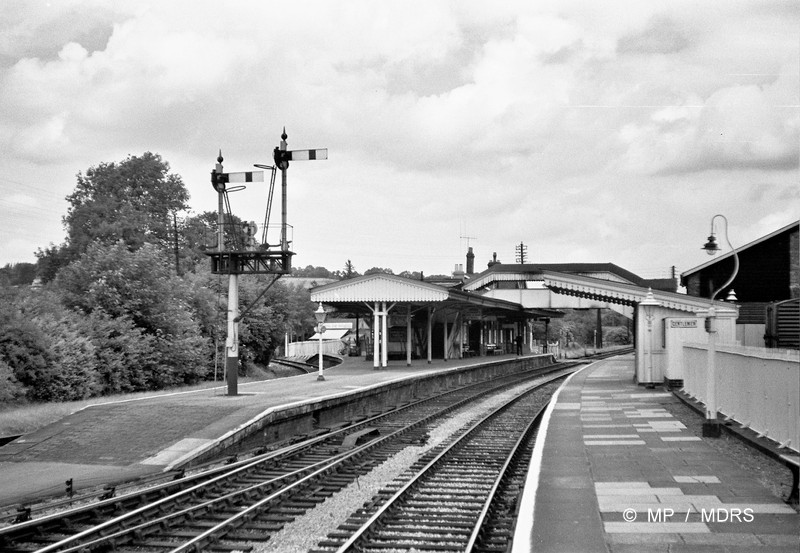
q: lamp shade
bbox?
[639,288,661,318]
[314,303,327,324]
[702,234,720,255]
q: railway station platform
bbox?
[514,355,799,553]
[0,352,525,509]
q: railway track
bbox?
[0,360,578,553]
[315,373,554,553]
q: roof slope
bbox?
[681,220,799,278]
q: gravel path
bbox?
[252,378,554,553]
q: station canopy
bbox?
[310,273,562,320]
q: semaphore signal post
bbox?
[208,129,327,395]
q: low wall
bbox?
[184,353,556,467]
[683,343,800,454]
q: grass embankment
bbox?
[0,364,302,438]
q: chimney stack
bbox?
[466,247,475,274]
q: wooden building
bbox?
[680,220,800,348]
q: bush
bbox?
[0,360,25,402]
[55,241,213,387]
[0,311,52,401]
[31,313,100,401]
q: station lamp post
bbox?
[315,303,327,381]
[700,214,739,437]
[639,289,661,387]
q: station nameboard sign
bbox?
[669,319,698,328]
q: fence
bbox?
[286,339,345,358]
[683,342,800,454]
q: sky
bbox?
[1,0,798,281]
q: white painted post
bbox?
[406,306,412,367]
[381,302,388,368]
[427,307,433,364]
[706,307,717,419]
[226,273,239,396]
[373,302,380,369]
[443,310,449,361]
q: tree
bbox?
[342,260,359,279]
[293,265,334,278]
[55,241,209,387]
[35,243,72,283]
[364,267,394,276]
[0,263,37,286]
[63,152,190,259]
[0,360,25,402]
[179,211,247,273]
[398,270,423,280]
[0,301,53,401]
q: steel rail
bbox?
[166,370,573,553]
[463,400,548,551]
[1,362,546,541]
[15,365,574,553]
[332,371,567,552]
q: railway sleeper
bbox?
[270,506,307,515]
[0,547,39,553]
[414,489,493,498]
[130,539,187,549]
[376,527,472,538]
[183,519,232,529]
[240,521,284,532]
[399,509,475,522]
[384,518,476,529]
[158,530,203,539]
[374,531,470,541]
[204,511,252,521]
[206,542,254,552]
[365,539,464,550]
[403,499,484,509]
[6,534,65,545]
[282,498,325,508]
[223,530,272,542]
[255,513,296,523]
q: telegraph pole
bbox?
[515,241,528,264]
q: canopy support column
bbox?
[381,301,388,368]
[443,309,449,362]
[427,306,433,364]
[406,305,412,366]
[373,302,380,369]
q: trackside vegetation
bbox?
[1,151,631,415]
[1,153,319,406]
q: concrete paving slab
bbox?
[512,354,799,553]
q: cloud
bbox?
[0,0,797,278]
[612,67,799,176]
[616,15,690,55]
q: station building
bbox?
[309,221,797,384]
[309,250,739,386]
[681,219,799,348]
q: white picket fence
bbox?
[286,339,344,358]
[683,342,800,453]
